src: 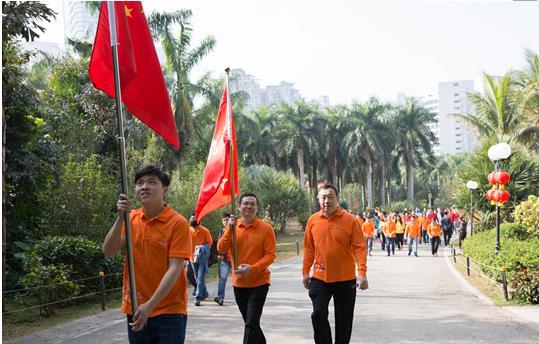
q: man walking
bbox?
[441,211,454,246]
[189,216,213,306]
[303,184,368,344]
[362,216,375,256]
[103,165,192,343]
[217,193,276,344]
[405,215,421,257]
[214,213,231,305]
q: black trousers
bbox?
[443,229,452,246]
[234,284,269,344]
[309,278,356,344]
[431,236,441,254]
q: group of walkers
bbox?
[103,165,369,344]
[353,207,467,257]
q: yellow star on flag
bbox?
[124,5,133,17]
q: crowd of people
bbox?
[103,164,468,344]
[104,165,373,344]
[352,207,468,258]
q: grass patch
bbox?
[451,255,522,306]
[2,292,123,339]
[275,230,304,261]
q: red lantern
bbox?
[487,172,496,185]
[486,188,496,201]
[498,189,510,203]
[492,189,510,203]
[494,170,510,185]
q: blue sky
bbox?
[41,0,539,104]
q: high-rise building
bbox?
[65,2,97,41]
[437,80,477,155]
[419,94,441,155]
[230,69,303,112]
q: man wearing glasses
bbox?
[217,193,276,344]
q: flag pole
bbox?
[225,67,237,272]
[108,2,137,313]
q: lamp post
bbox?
[466,181,478,236]
[487,143,512,255]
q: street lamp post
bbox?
[487,143,512,255]
[466,181,478,236]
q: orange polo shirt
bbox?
[428,223,442,237]
[362,222,375,238]
[405,221,421,238]
[303,209,367,282]
[121,205,191,317]
[384,220,397,238]
[217,217,276,288]
[356,217,364,227]
[420,216,430,230]
[191,225,213,259]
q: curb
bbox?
[444,251,495,305]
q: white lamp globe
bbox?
[466,181,479,190]
[497,143,512,160]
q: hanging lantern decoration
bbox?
[487,172,496,185]
[494,170,510,186]
[485,169,511,206]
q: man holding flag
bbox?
[91,1,187,343]
[104,166,191,343]
[217,193,276,344]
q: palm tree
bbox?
[456,72,525,144]
[394,98,437,202]
[275,101,323,188]
[323,105,350,189]
[515,49,539,152]
[342,98,388,208]
[148,10,216,167]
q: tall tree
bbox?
[456,72,524,143]
[515,49,539,152]
[394,98,437,202]
[2,1,56,288]
[148,10,216,167]
[343,98,388,208]
[275,101,323,188]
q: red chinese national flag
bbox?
[195,85,239,223]
[89,1,179,149]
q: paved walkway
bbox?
[6,245,539,343]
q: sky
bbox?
[40,0,539,105]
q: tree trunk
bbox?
[311,156,319,207]
[297,148,305,188]
[366,159,373,208]
[380,161,386,207]
[406,153,414,202]
[361,182,366,210]
[387,180,392,205]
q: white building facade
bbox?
[437,80,477,155]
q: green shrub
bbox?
[32,235,123,279]
[513,195,539,237]
[510,268,539,304]
[19,260,80,316]
[462,223,539,304]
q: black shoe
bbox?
[387,254,390,256]
[201,293,209,301]
[195,300,201,306]
[408,251,411,256]
[415,253,418,257]
[213,297,224,306]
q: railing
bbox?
[450,245,509,301]
[2,272,123,316]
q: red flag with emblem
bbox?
[89,1,179,149]
[195,85,239,223]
